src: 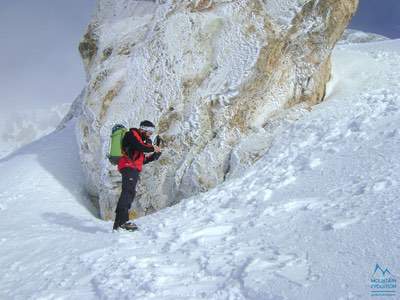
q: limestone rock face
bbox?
[77,0,358,219]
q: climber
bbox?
[113,120,162,231]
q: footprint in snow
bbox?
[244,250,318,287]
[384,128,398,138]
[167,225,234,251]
[351,184,367,196]
[322,217,361,231]
[309,158,321,169]
[262,198,323,217]
[372,179,390,192]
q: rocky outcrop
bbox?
[77,0,358,220]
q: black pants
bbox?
[113,168,139,229]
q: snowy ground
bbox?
[0,39,399,300]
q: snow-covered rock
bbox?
[77,0,358,219]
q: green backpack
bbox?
[108,124,128,165]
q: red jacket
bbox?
[117,128,155,172]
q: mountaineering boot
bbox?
[112,220,120,231]
[119,221,138,232]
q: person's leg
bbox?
[113,168,139,230]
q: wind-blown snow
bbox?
[338,29,389,45]
[0,39,399,299]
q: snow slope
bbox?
[0,39,399,299]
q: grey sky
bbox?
[0,0,95,110]
[0,0,398,112]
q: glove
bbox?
[153,152,162,160]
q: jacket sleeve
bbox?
[144,152,161,165]
[123,130,155,153]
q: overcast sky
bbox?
[0,0,95,110]
[0,0,398,112]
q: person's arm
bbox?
[127,130,155,153]
[144,152,161,165]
